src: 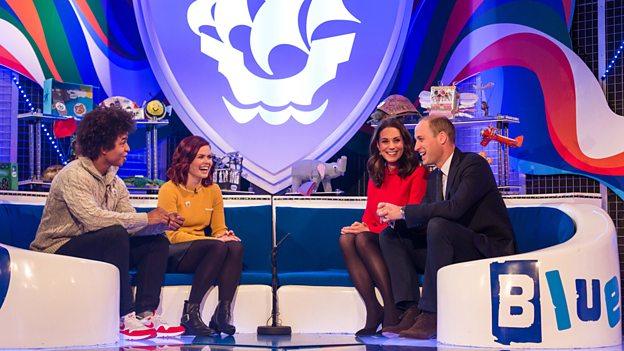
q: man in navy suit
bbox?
[377,116,515,339]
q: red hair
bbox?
[167,136,214,187]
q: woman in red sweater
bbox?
[339,117,427,336]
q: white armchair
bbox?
[0,244,119,348]
[437,204,621,348]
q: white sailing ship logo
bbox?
[187,0,360,125]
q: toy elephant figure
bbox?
[291,156,347,193]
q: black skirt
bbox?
[167,241,193,272]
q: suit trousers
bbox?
[379,222,427,309]
[380,217,484,313]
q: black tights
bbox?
[339,232,399,329]
[171,239,243,304]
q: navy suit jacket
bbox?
[404,148,515,258]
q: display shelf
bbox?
[17,112,168,182]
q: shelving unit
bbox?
[452,115,521,194]
[17,112,168,187]
[371,115,521,193]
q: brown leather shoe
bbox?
[399,311,436,339]
[380,305,421,336]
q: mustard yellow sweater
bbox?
[157,181,228,244]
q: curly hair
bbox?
[76,107,136,160]
[367,117,419,187]
[167,136,214,187]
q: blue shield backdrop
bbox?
[134,0,412,193]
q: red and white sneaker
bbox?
[141,312,185,337]
[120,312,157,340]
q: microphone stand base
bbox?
[257,325,292,335]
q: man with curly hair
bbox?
[31,107,185,340]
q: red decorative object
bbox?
[480,126,524,147]
[53,118,77,139]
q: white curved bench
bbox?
[437,204,621,348]
[0,243,119,348]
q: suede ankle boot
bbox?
[209,300,236,335]
[180,300,219,336]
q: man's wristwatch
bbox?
[399,206,405,220]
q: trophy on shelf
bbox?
[213,152,244,191]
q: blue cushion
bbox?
[225,206,272,273]
[240,271,273,285]
[278,270,353,286]
[159,273,193,286]
[276,271,418,287]
[276,207,362,273]
[129,271,273,286]
[0,203,272,286]
[508,207,575,254]
[0,202,577,289]
[0,204,43,249]
[275,206,362,286]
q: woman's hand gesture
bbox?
[340,221,369,235]
[217,230,241,242]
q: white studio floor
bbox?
[6,333,622,351]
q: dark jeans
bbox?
[380,218,484,313]
[56,225,169,316]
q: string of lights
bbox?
[12,75,67,165]
[600,40,624,80]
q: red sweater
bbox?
[362,166,428,234]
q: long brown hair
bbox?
[366,118,418,187]
[167,136,214,187]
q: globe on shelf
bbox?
[99,96,144,120]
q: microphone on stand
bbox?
[275,232,290,249]
[257,232,292,335]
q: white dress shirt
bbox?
[438,151,454,200]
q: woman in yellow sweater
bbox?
[158,136,243,336]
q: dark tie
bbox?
[437,170,444,201]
